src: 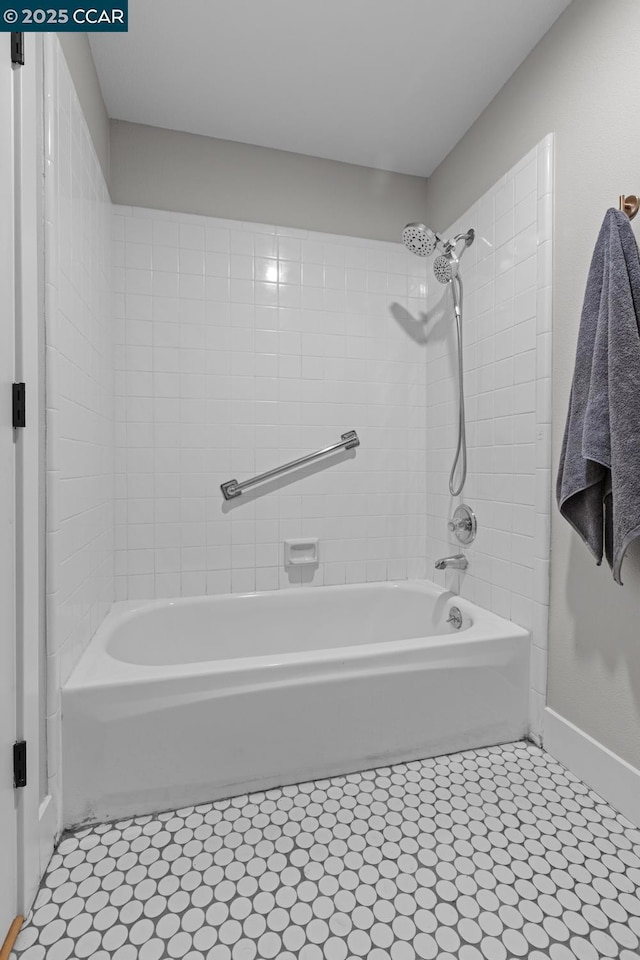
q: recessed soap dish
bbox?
[284,539,319,567]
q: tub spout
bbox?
[435,553,468,571]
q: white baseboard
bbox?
[543,708,640,827]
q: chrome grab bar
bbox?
[221,430,360,501]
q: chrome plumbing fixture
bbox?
[401,223,474,286]
[402,222,475,496]
[448,504,477,545]
[434,553,468,572]
[433,231,475,288]
[446,606,463,630]
[401,223,440,257]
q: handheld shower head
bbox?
[402,222,438,257]
[433,228,475,285]
[433,252,459,284]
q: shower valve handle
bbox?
[447,505,477,545]
[448,517,471,532]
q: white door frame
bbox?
[1,32,53,942]
[0,31,45,940]
[0,30,19,941]
[14,31,46,915]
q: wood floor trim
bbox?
[0,916,24,960]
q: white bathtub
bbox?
[62,580,530,826]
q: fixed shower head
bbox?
[402,222,438,257]
[433,252,459,284]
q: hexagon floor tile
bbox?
[12,741,640,960]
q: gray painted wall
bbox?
[426,0,640,768]
[55,37,427,243]
[110,120,428,243]
[57,33,110,183]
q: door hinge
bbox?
[13,741,27,788]
[11,33,25,67]
[12,382,25,429]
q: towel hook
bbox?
[619,195,639,220]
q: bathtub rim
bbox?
[64,578,529,691]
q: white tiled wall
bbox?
[112,207,430,600]
[44,37,114,814]
[425,135,554,739]
[110,143,552,740]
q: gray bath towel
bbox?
[557,208,640,584]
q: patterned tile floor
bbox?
[12,742,640,960]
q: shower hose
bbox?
[449,273,467,497]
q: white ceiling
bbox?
[90,0,571,178]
